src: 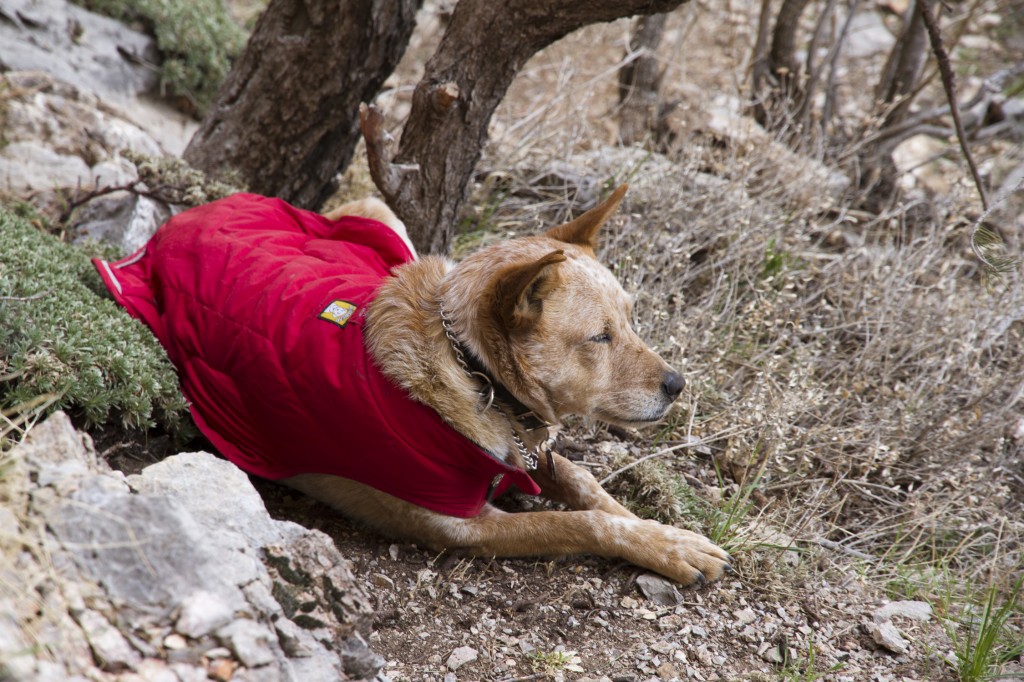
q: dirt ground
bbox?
[93,421,963,682]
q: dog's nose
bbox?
[661,370,685,401]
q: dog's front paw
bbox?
[621,519,731,587]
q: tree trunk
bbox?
[183,0,420,210]
[751,0,812,130]
[855,0,928,207]
[874,0,928,130]
[618,13,669,147]
[363,0,689,255]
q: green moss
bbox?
[0,207,189,432]
[73,0,249,115]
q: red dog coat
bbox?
[93,193,539,517]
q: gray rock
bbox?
[340,633,385,679]
[636,573,683,607]
[128,451,304,550]
[8,413,379,678]
[0,0,158,105]
[170,663,210,682]
[175,590,236,639]
[274,618,318,658]
[243,578,284,620]
[446,645,479,671]
[734,607,757,625]
[263,533,375,637]
[285,655,345,681]
[10,411,95,472]
[73,608,141,671]
[873,600,932,623]
[217,619,279,669]
[866,621,909,654]
[73,192,172,254]
[47,477,250,618]
[0,71,166,195]
[0,140,90,192]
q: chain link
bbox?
[440,302,540,471]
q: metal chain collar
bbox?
[440,302,542,472]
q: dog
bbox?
[94,185,729,587]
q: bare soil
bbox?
[94,422,962,681]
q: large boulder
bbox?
[0,0,158,104]
[0,412,379,681]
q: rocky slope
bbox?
[1,413,381,681]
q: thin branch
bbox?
[359,103,420,203]
[837,62,1016,162]
[820,0,860,130]
[797,0,838,137]
[600,441,700,486]
[0,290,52,303]
[918,0,988,211]
[814,538,878,562]
[599,426,751,486]
[57,180,140,225]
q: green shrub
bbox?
[0,207,189,432]
[74,0,249,115]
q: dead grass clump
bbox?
[453,7,1024,627]
[470,93,1023,602]
[605,452,711,531]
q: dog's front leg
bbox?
[456,506,730,586]
[531,452,637,519]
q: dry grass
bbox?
[430,0,1024,642]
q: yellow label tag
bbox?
[318,300,357,328]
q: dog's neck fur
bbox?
[364,254,555,466]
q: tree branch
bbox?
[618,13,669,146]
[918,0,988,211]
[360,103,419,204]
[370,0,689,254]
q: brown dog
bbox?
[287,186,730,586]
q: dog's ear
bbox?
[545,184,628,255]
[493,250,567,332]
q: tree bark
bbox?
[618,13,669,147]
[751,0,812,130]
[183,0,420,209]
[874,0,928,131]
[855,0,928,207]
[363,0,689,255]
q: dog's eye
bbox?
[590,332,612,344]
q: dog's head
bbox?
[446,185,684,428]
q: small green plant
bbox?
[779,634,845,681]
[759,236,804,284]
[944,576,1024,682]
[529,649,584,675]
[72,0,249,115]
[883,562,957,607]
[610,456,711,529]
[705,444,769,552]
[0,207,189,433]
[761,238,788,280]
